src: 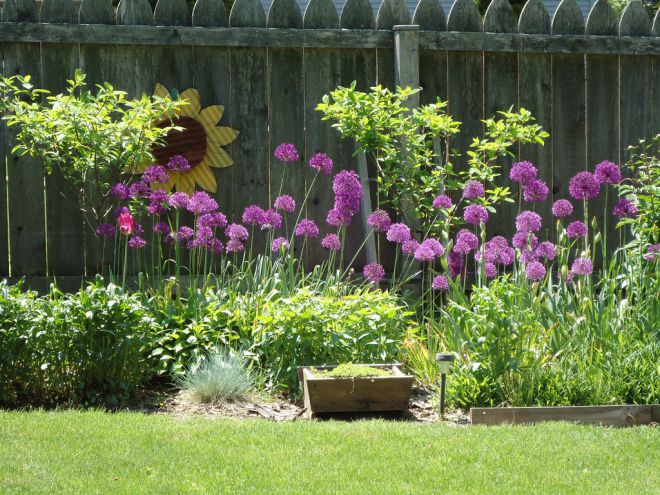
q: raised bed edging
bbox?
[470,404,660,426]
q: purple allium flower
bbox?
[96,223,116,238]
[226,239,245,253]
[262,209,282,230]
[519,248,539,264]
[569,171,600,200]
[147,203,166,215]
[274,143,299,162]
[509,161,538,184]
[109,183,130,200]
[242,205,266,226]
[535,241,557,261]
[134,223,144,235]
[421,238,444,258]
[294,219,319,238]
[169,192,191,210]
[516,210,542,233]
[274,195,296,213]
[432,275,449,290]
[463,180,485,199]
[453,229,478,255]
[571,257,593,276]
[414,245,436,262]
[196,226,214,241]
[153,222,170,235]
[552,199,573,218]
[643,244,660,261]
[207,238,224,254]
[402,239,420,256]
[188,192,218,215]
[178,226,194,240]
[525,261,546,281]
[271,237,289,253]
[142,165,169,184]
[512,232,538,250]
[129,181,151,199]
[484,262,497,279]
[594,160,622,185]
[197,212,228,229]
[566,220,587,239]
[483,236,515,266]
[523,179,549,202]
[386,223,411,244]
[612,198,638,219]
[128,236,146,249]
[308,152,334,176]
[432,194,452,209]
[464,204,489,226]
[448,251,464,278]
[327,208,352,227]
[321,233,341,251]
[363,262,385,284]
[225,223,248,241]
[367,209,392,233]
[167,155,190,173]
[333,170,363,215]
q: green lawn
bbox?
[0,411,658,494]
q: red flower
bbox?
[118,212,135,235]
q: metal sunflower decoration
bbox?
[149,83,238,195]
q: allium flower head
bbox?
[197,212,228,229]
[274,143,299,162]
[484,262,497,279]
[321,233,341,251]
[566,220,587,239]
[308,152,334,175]
[432,275,448,290]
[464,204,489,225]
[432,194,452,209]
[363,262,385,284]
[571,257,593,276]
[612,198,638,219]
[512,232,538,250]
[262,209,282,230]
[333,170,363,215]
[448,251,464,278]
[177,226,194,240]
[525,261,546,281]
[569,171,600,200]
[414,245,436,262]
[207,238,224,254]
[386,223,411,244]
[188,191,218,215]
[169,192,191,210]
[462,180,485,199]
[225,223,248,241]
[274,195,296,213]
[327,208,352,227]
[142,165,169,184]
[294,219,319,238]
[96,223,116,238]
[367,209,392,233]
[509,161,538,184]
[523,179,549,202]
[453,229,478,255]
[226,239,245,253]
[535,241,557,261]
[128,236,146,249]
[552,199,573,218]
[516,210,542,233]
[271,237,289,253]
[594,160,621,185]
[167,155,190,172]
[242,205,266,226]
[402,239,420,256]
[643,244,660,261]
[109,183,130,200]
[153,222,170,235]
[484,236,514,266]
[129,181,151,199]
[421,238,444,257]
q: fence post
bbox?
[393,25,420,109]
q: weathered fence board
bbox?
[0,31,7,275]
[470,404,659,425]
[655,10,660,142]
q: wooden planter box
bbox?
[297,364,414,417]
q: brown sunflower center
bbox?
[152,117,207,169]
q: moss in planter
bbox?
[312,364,393,379]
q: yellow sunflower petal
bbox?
[190,164,218,193]
[176,173,195,195]
[153,83,170,99]
[207,127,239,147]
[175,89,201,118]
[198,105,224,130]
[204,147,234,168]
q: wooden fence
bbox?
[0,0,658,284]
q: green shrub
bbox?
[177,350,254,403]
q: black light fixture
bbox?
[435,353,455,417]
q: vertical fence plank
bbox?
[192,0,233,220]
[551,0,585,218]
[414,0,447,106]
[154,0,192,90]
[518,0,553,237]
[447,0,483,172]
[116,0,155,97]
[339,0,376,269]
[484,0,519,240]
[40,0,85,278]
[0,32,6,275]
[79,0,118,276]
[229,0,269,252]
[585,0,619,256]
[3,0,47,277]
[619,1,653,162]
[654,9,660,142]
[267,0,306,258]
[303,0,342,266]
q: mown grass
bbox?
[0,411,658,495]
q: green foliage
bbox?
[312,364,393,378]
[0,278,156,407]
[177,350,254,403]
[0,70,181,227]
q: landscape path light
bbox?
[436,353,455,417]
